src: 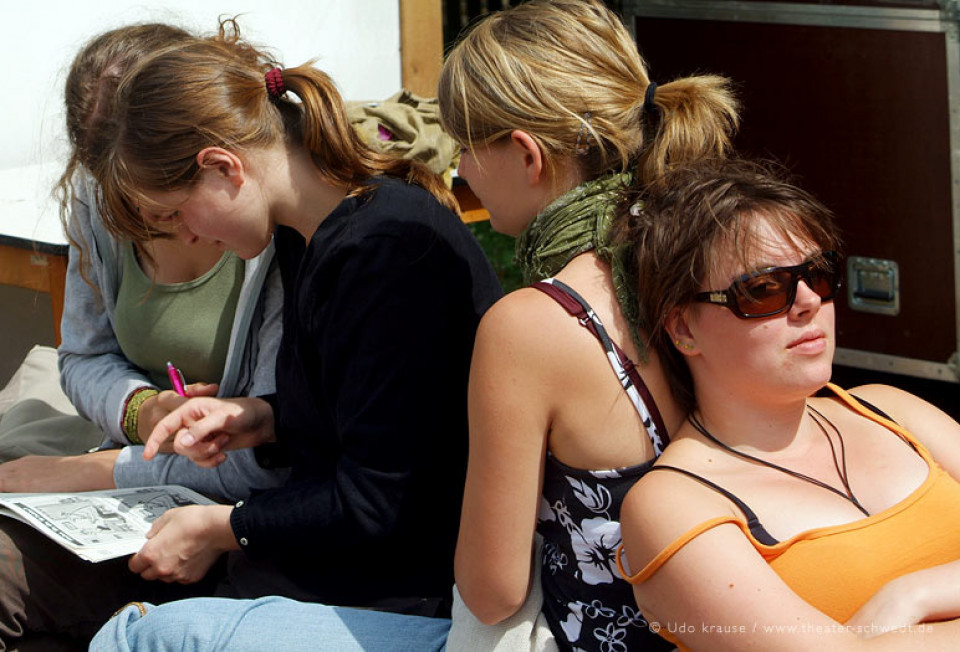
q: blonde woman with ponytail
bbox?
[0,20,500,649]
[437,1,738,649]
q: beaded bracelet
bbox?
[122,387,160,445]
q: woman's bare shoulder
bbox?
[476,285,595,354]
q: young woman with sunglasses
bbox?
[615,158,960,649]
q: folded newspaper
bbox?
[0,485,216,562]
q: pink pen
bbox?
[166,361,187,397]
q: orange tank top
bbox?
[617,384,960,640]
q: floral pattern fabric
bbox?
[533,279,671,651]
[538,456,671,651]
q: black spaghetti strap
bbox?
[849,395,896,424]
[648,465,778,545]
[827,389,917,454]
[532,280,670,449]
[846,393,918,455]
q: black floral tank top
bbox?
[533,279,672,651]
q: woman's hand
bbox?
[128,504,237,584]
[847,562,960,637]
[136,382,219,450]
[846,573,928,637]
[142,396,276,467]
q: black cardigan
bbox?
[230,177,502,609]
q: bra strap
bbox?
[648,465,777,545]
[827,383,920,454]
[849,395,895,423]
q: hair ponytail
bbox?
[637,75,740,184]
[282,65,458,213]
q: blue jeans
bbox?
[90,596,451,651]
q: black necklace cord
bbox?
[807,406,870,517]
[688,410,871,517]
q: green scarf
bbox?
[514,172,647,360]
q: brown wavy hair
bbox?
[614,158,843,413]
[57,23,194,285]
[97,19,456,243]
[438,0,740,185]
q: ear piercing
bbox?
[674,339,695,352]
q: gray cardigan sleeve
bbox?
[57,171,155,445]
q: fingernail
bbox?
[181,432,195,446]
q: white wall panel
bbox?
[0,0,400,169]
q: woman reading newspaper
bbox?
[0,20,499,649]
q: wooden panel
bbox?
[47,253,67,345]
[454,184,490,224]
[0,243,68,345]
[0,244,56,294]
[400,0,444,96]
[401,3,488,222]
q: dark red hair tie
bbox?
[265,67,286,100]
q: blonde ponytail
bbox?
[638,75,740,183]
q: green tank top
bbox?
[114,243,245,389]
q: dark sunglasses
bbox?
[693,251,841,319]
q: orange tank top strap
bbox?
[616,516,757,584]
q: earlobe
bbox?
[666,309,699,355]
[196,147,245,188]
[509,130,545,186]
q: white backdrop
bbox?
[0,0,402,170]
